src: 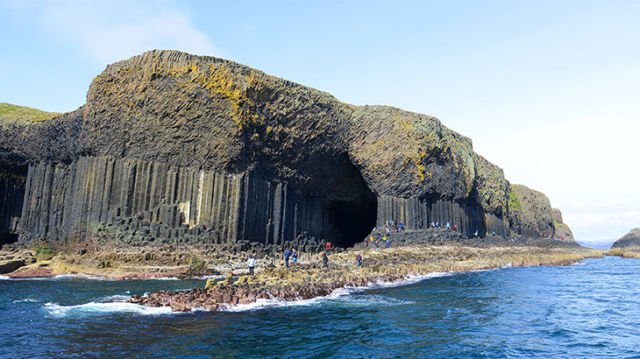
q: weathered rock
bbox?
[507,184,555,239]
[0,258,25,274]
[551,208,575,242]
[0,50,572,247]
[611,228,640,248]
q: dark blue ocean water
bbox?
[1,256,640,358]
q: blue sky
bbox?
[1,0,639,246]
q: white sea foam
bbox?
[149,277,180,281]
[12,298,40,303]
[0,275,9,280]
[52,274,117,281]
[219,272,450,313]
[43,301,173,318]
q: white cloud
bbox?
[18,0,219,65]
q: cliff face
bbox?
[0,50,573,248]
[611,229,640,248]
[506,185,574,242]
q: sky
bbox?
[1,0,639,246]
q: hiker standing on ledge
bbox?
[322,252,329,268]
[247,255,256,275]
[284,247,292,268]
[325,240,332,252]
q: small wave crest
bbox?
[12,298,40,303]
[220,272,448,313]
[43,301,173,318]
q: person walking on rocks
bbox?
[325,241,332,252]
[247,255,256,275]
[292,249,298,266]
[322,251,329,268]
[284,248,292,268]
[356,253,362,267]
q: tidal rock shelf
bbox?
[129,244,602,312]
[1,50,574,249]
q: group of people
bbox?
[385,219,405,233]
[430,221,457,231]
[368,224,395,249]
[283,247,299,268]
[246,239,366,276]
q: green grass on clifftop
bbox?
[0,103,59,123]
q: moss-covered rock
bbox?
[507,185,555,238]
[0,50,574,244]
[348,105,476,200]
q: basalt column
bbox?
[376,195,486,237]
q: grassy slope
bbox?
[0,103,59,123]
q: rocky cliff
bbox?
[0,50,574,248]
[611,228,640,248]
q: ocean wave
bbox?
[149,277,180,281]
[0,275,9,280]
[53,274,118,281]
[12,298,40,303]
[43,301,173,318]
[219,272,450,313]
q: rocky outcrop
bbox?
[506,184,573,241]
[0,50,573,247]
[611,228,640,248]
[552,209,575,242]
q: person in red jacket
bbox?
[325,241,332,252]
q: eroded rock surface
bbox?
[611,228,640,248]
[0,50,573,247]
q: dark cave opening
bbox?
[0,162,28,245]
[328,196,377,248]
[0,233,18,246]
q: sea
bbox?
[1,255,639,358]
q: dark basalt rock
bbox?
[0,50,574,247]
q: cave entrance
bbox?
[0,233,18,246]
[327,195,377,248]
[0,162,28,246]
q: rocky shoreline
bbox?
[128,242,603,312]
[0,230,605,312]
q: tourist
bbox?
[322,252,329,268]
[356,253,362,267]
[452,223,458,232]
[247,255,256,275]
[399,222,405,231]
[431,221,436,228]
[435,221,440,228]
[385,235,391,248]
[284,247,292,268]
[292,249,298,266]
[446,221,451,230]
[325,240,332,252]
[474,230,479,238]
